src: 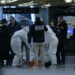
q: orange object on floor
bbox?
[29,60,42,68]
[29,59,35,68]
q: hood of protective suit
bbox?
[22,26,29,33]
[45,25,57,44]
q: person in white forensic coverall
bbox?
[11,27,30,67]
[45,25,58,65]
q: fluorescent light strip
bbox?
[0,0,5,3]
[30,6,35,23]
[65,0,72,3]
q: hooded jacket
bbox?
[11,27,30,49]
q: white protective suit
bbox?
[45,25,58,65]
[11,27,30,66]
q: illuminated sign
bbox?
[3,7,39,14]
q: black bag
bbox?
[45,61,52,68]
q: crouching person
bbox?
[45,25,58,66]
[11,27,30,67]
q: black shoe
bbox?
[0,62,4,68]
[45,61,52,68]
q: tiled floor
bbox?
[0,56,75,75]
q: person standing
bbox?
[8,16,21,65]
[28,17,48,68]
[57,16,68,65]
[0,19,10,66]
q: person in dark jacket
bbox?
[73,28,75,38]
[28,17,48,68]
[8,16,21,65]
[51,19,61,39]
[8,16,21,36]
[0,19,10,66]
[57,16,68,65]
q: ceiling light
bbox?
[18,1,38,6]
[6,0,18,3]
[44,4,51,7]
[18,4,23,6]
[41,3,51,8]
[0,0,5,4]
[65,0,72,3]
[30,6,34,8]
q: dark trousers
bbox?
[0,50,9,66]
[56,38,66,65]
[7,49,15,66]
